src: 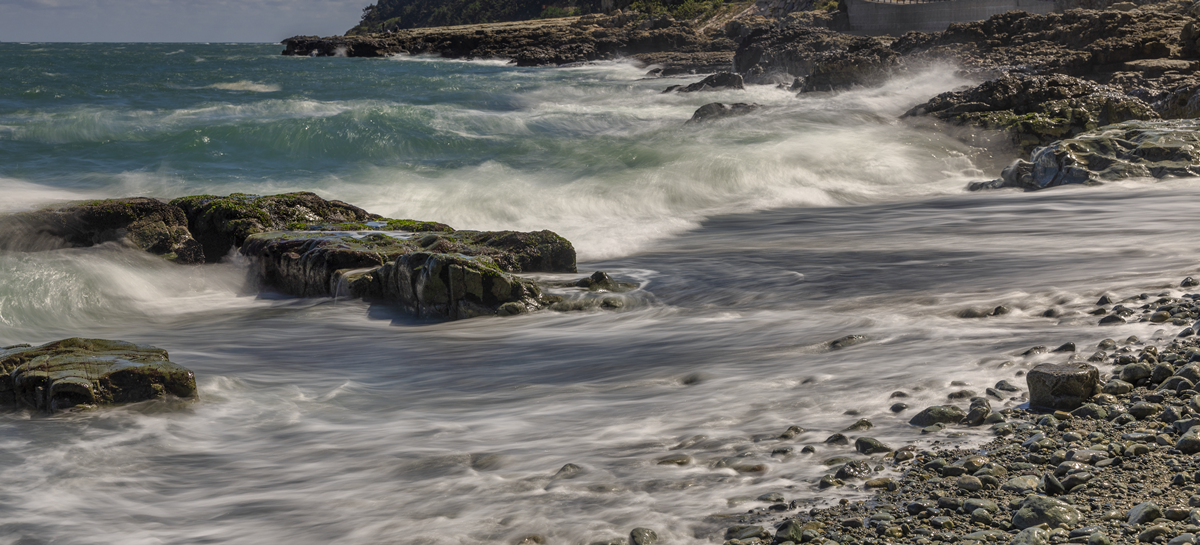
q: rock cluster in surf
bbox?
[285,0,1200,192]
[0,192,632,320]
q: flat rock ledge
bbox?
[0,338,197,413]
[0,191,610,320]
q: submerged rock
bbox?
[687,102,761,124]
[0,197,204,263]
[970,120,1200,191]
[663,72,744,93]
[0,338,197,412]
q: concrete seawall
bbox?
[846,0,1056,33]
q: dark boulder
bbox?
[664,72,744,93]
[0,197,203,263]
[1027,362,1100,411]
[0,338,197,412]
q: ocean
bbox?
[0,42,1195,544]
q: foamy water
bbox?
[0,43,1195,544]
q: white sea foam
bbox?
[206,81,281,92]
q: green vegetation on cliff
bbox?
[347,0,734,34]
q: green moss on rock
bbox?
[0,338,197,412]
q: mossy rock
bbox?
[0,338,197,412]
[0,197,203,263]
[905,74,1158,155]
[170,192,378,263]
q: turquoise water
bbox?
[2,43,1199,544]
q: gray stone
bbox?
[1121,363,1154,383]
[1027,363,1100,411]
[908,405,966,427]
[1011,526,1050,545]
[1128,502,1163,525]
[1013,495,1081,529]
[1003,475,1042,494]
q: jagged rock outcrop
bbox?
[169,192,379,263]
[0,338,197,412]
[0,197,203,263]
[239,227,576,318]
[732,24,899,86]
[891,5,1194,79]
[969,119,1200,191]
[904,73,1159,153]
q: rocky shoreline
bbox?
[282,0,1200,192]
[691,280,1200,545]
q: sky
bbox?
[1,0,366,42]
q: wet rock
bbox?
[0,197,204,263]
[829,334,868,350]
[996,379,1022,392]
[1103,379,1133,395]
[824,433,849,446]
[1129,401,1163,419]
[779,425,806,439]
[1011,526,1050,545]
[656,454,692,466]
[977,120,1200,192]
[890,402,908,413]
[909,405,967,427]
[843,418,872,431]
[958,475,984,492]
[834,460,872,480]
[686,103,760,124]
[1003,475,1042,494]
[1013,495,1082,529]
[1027,362,1100,411]
[907,74,1157,157]
[724,525,769,541]
[630,528,657,545]
[170,192,377,263]
[552,463,584,481]
[854,437,891,455]
[0,338,197,412]
[1139,525,1171,542]
[665,72,744,93]
[1121,362,1154,383]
